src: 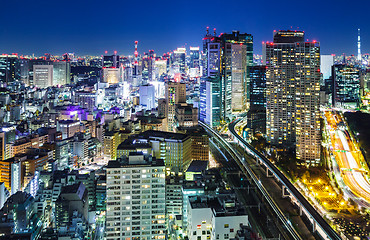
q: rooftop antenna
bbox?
[134,41,138,65]
[358,28,362,62]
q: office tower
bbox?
[220,31,253,118]
[0,54,20,85]
[33,65,53,88]
[321,55,334,82]
[106,154,166,240]
[142,53,154,83]
[103,54,120,68]
[103,68,120,85]
[203,31,221,78]
[264,30,321,165]
[247,65,266,135]
[139,84,156,110]
[203,29,253,121]
[154,59,167,80]
[189,47,200,69]
[199,76,221,127]
[332,64,360,108]
[172,48,186,73]
[165,81,186,132]
[19,58,29,85]
[53,61,71,86]
[28,59,52,86]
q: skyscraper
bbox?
[33,65,53,88]
[165,81,186,132]
[172,48,186,73]
[202,29,253,122]
[0,55,20,85]
[139,84,156,110]
[247,65,266,134]
[103,54,120,68]
[189,47,200,69]
[106,154,166,240]
[220,31,253,120]
[53,61,71,86]
[199,76,221,127]
[264,30,321,165]
[332,64,360,108]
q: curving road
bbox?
[227,118,342,240]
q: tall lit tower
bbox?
[358,28,362,62]
[264,30,321,166]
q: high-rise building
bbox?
[0,55,20,85]
[28,59,52,86]
[165,81,186,132]
[53,61,71,86]
[263,30,321,165]
[220,31,253,119]
[321,55,334,82]
[142,53,154,83]
[189,47,200,69]
[154,59,167,80]
[139,84,156,110]
[33,65,53,88]
[106,154,166,240]
[172,48,186,73]
[247,65,266,135]
[103,54,120,68]
[332,64,360,108]
[203,29,253,121]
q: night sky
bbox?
[0,0,368,56]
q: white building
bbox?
[187,195,249,240]
[33,65,53,88]
[321,55,334,81]
[139,84,156,110]
[53,61,71,86]
[106,154,166,240]
[103,68,120,85]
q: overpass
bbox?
[199,119,342,240]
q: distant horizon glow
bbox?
[0,0,368,56]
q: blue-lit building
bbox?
[332,64,360,108]
[202,29,253,122]
[247,65,266,135]
[199,76,221,127]
[0,55,20,85]
[189,47,200,69]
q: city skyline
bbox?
[0,0,369,56]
